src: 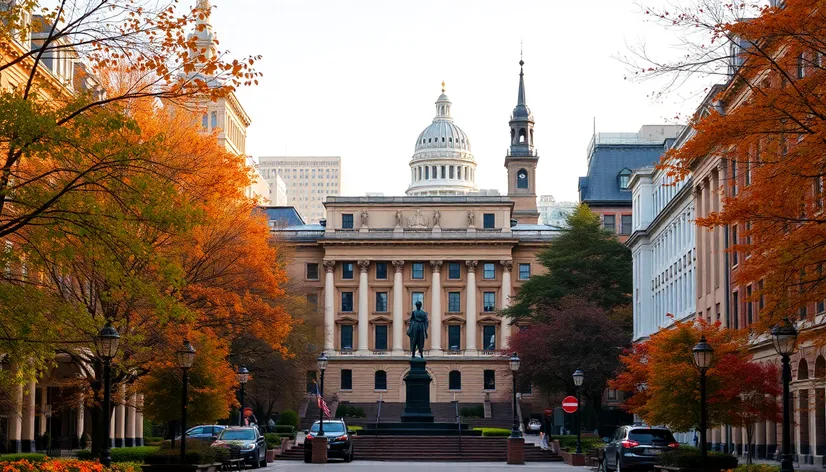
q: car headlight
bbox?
[241,444,255,451]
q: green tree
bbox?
[505,203,632,320]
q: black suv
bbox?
[604,426,678,471]
[303,419,355,463]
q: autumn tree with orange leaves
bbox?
[626,0,826,334]
[612,319,779,445]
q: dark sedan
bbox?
[604,426,679,471]
[210,427,267,468]
[303,419,354,463]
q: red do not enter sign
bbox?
[544,408,553,416]
[562,396,578,414]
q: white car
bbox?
[528,419,542,434]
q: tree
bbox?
[627,0,826,333]
[612,319,780,437]
[508,296,631,430]
[505,203,632,320]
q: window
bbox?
[732,291,739,329]
[448,325,461,351]
[483,213,495,229]
[342,213,354,229]
[375,370,387,390]
[448,292,461,312]
[210,111,217,128]
[449,370,461,390]
[449,166,454,179]
[731,160,738,196]
[448,262,461,280]
[342,262,354,279]
[483,263,495,280]
[621,215,632,235]
[798,53,806,79]
[618,168,632,190]
[483,326,496,350]
[376,292,388,312]
[746,286,753,325]
[306,263,319,280]
[341,369,352,390]
[412,263,424,279]
[441,166,446,178]
[483,292,496,312]
[483,370,495,390]
[518,263,531,280]
[517,169,528,189]
[201,114,208,129]
[375,325,388,351]
[375,262,388,280]
[341,325,353,350]
[341,292,353,312]
[412,292,424,309]
[607,389,618,400]
[603,215,616,233]
[731,225,739,266]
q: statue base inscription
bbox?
[400,358,434,423]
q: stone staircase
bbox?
[278,436,563,462]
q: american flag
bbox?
[312,381,331,417]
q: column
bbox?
[391,261,405,355]
[38,387,47,435]
[756,420,767,459]
[115,384,125,447]
[767,418,778,458]
[430,261,443,355]
[8,366,23,452]
[357,260,370,354]
[21,381,35,452]
[731,426,741,455]
[76,395,85,446]
[323,261,335,353]
[125,392,136,447]
[465,261,478,354]
[500,260,513,350]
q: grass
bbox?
[472,427,512,437]
[76,446,160,463]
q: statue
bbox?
[407,301,429,358]
[361,209,369,227]
[433,210,441,227]
[467,210,475,227]
[395,210,402,227]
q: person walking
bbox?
[539,418,549,450]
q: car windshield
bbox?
[629,429,675,443]
[310,422,345,434]
[218,429,255,441]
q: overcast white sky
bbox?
[208,0,702,201]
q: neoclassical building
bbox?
[275,62,556,406]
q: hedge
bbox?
[659,448,738,470]
[264,433,281,448]
[0,454,46,463]
[76,446,160,463]
[472,427,511,437]
[145,441,216,465]
[277,410,299,428]
[725,466,779,472]
[460,405,484,418]
[555,435,605,453]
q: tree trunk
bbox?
[746,424,754,465]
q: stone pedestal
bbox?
[507,437,525,465]
[311,437,327,464]
[401,358,434,423]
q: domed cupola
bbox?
[406,83,478,196]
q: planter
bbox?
[265,449,277,463]
[141,463,221,472]
[560,450,587,466]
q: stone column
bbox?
[115,384,125,447]
[38,387,47,435]
[125,392,136,447]
[391,261,405,355]
[756,420,767,459]
[500,260,513,350]
[21,381,35,452]
[135,394,144,446]
[767,418,778,458]
[357,260,370,354]
[323,261,336,353]
[465,261,478,354]
[8,366,23,453]
[732,426,741,455]
[76,395,85,445]
[430,261,443,355]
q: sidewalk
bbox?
[749,458,823,471]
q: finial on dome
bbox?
[441,80,445,93]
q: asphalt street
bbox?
[268,461,584,471]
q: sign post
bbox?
[562,396,578,414]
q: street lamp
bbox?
[772,318,798,472]
[692,335,714,468]
[95,323,120,467]
[317,353,328,436]
[573,369,585,454]
[509,352,521,439]
[176,340,196,465]
[237,365,249,426]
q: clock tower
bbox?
[505,59,540,225]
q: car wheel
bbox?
[259,448,267,468]
[343,451,351,463]
[252,455,260,469]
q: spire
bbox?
[517,59,526,106]
[511,56,533,122]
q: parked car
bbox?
[210,426,267,468]
[527,419,542,434]
[177,425,226,443]
[603,426,679,472]
[303,419,354,463]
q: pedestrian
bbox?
[539,418,549,450]
[693,431,698,448]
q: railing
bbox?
[454,400,462,456]
[375,393,383,441]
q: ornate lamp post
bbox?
[692,336,714,467]
[772,318,798,472]
[317,353,328,436]
[573,369,585,454]
[176,340,196,465]
[509,353,522,439]
[237,365,249,426]
[96,323,120,467]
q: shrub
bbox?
[472,427,512,437]
[277,410,299,428]
[76,447,159,463]
[80,433,91,449]
[0,454,46,463]
[726,465,780,472]
[110,462,143,472]
[555,435,605,453]
[460,405,485,418]
[143,437,164,446]
[145,440,217,465]
[335,405,366,418]
[348,425,363,431]
[273,425,295,435]
[659,448,738,470]
[264,433,281,449]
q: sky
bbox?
[208,0,703,201]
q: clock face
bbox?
[518,171,527,180]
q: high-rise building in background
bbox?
[537,195,577,228]
[257,156,341,223]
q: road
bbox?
[268,461,582,471]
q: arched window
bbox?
[519,128,526,144]
[815,356,826,378]
[375,370,387,390]
[517,168,528,189]
[449,370,461,390]
[210,111,218,129]
[799,358,810,380]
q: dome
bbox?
[414,92,471,152]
